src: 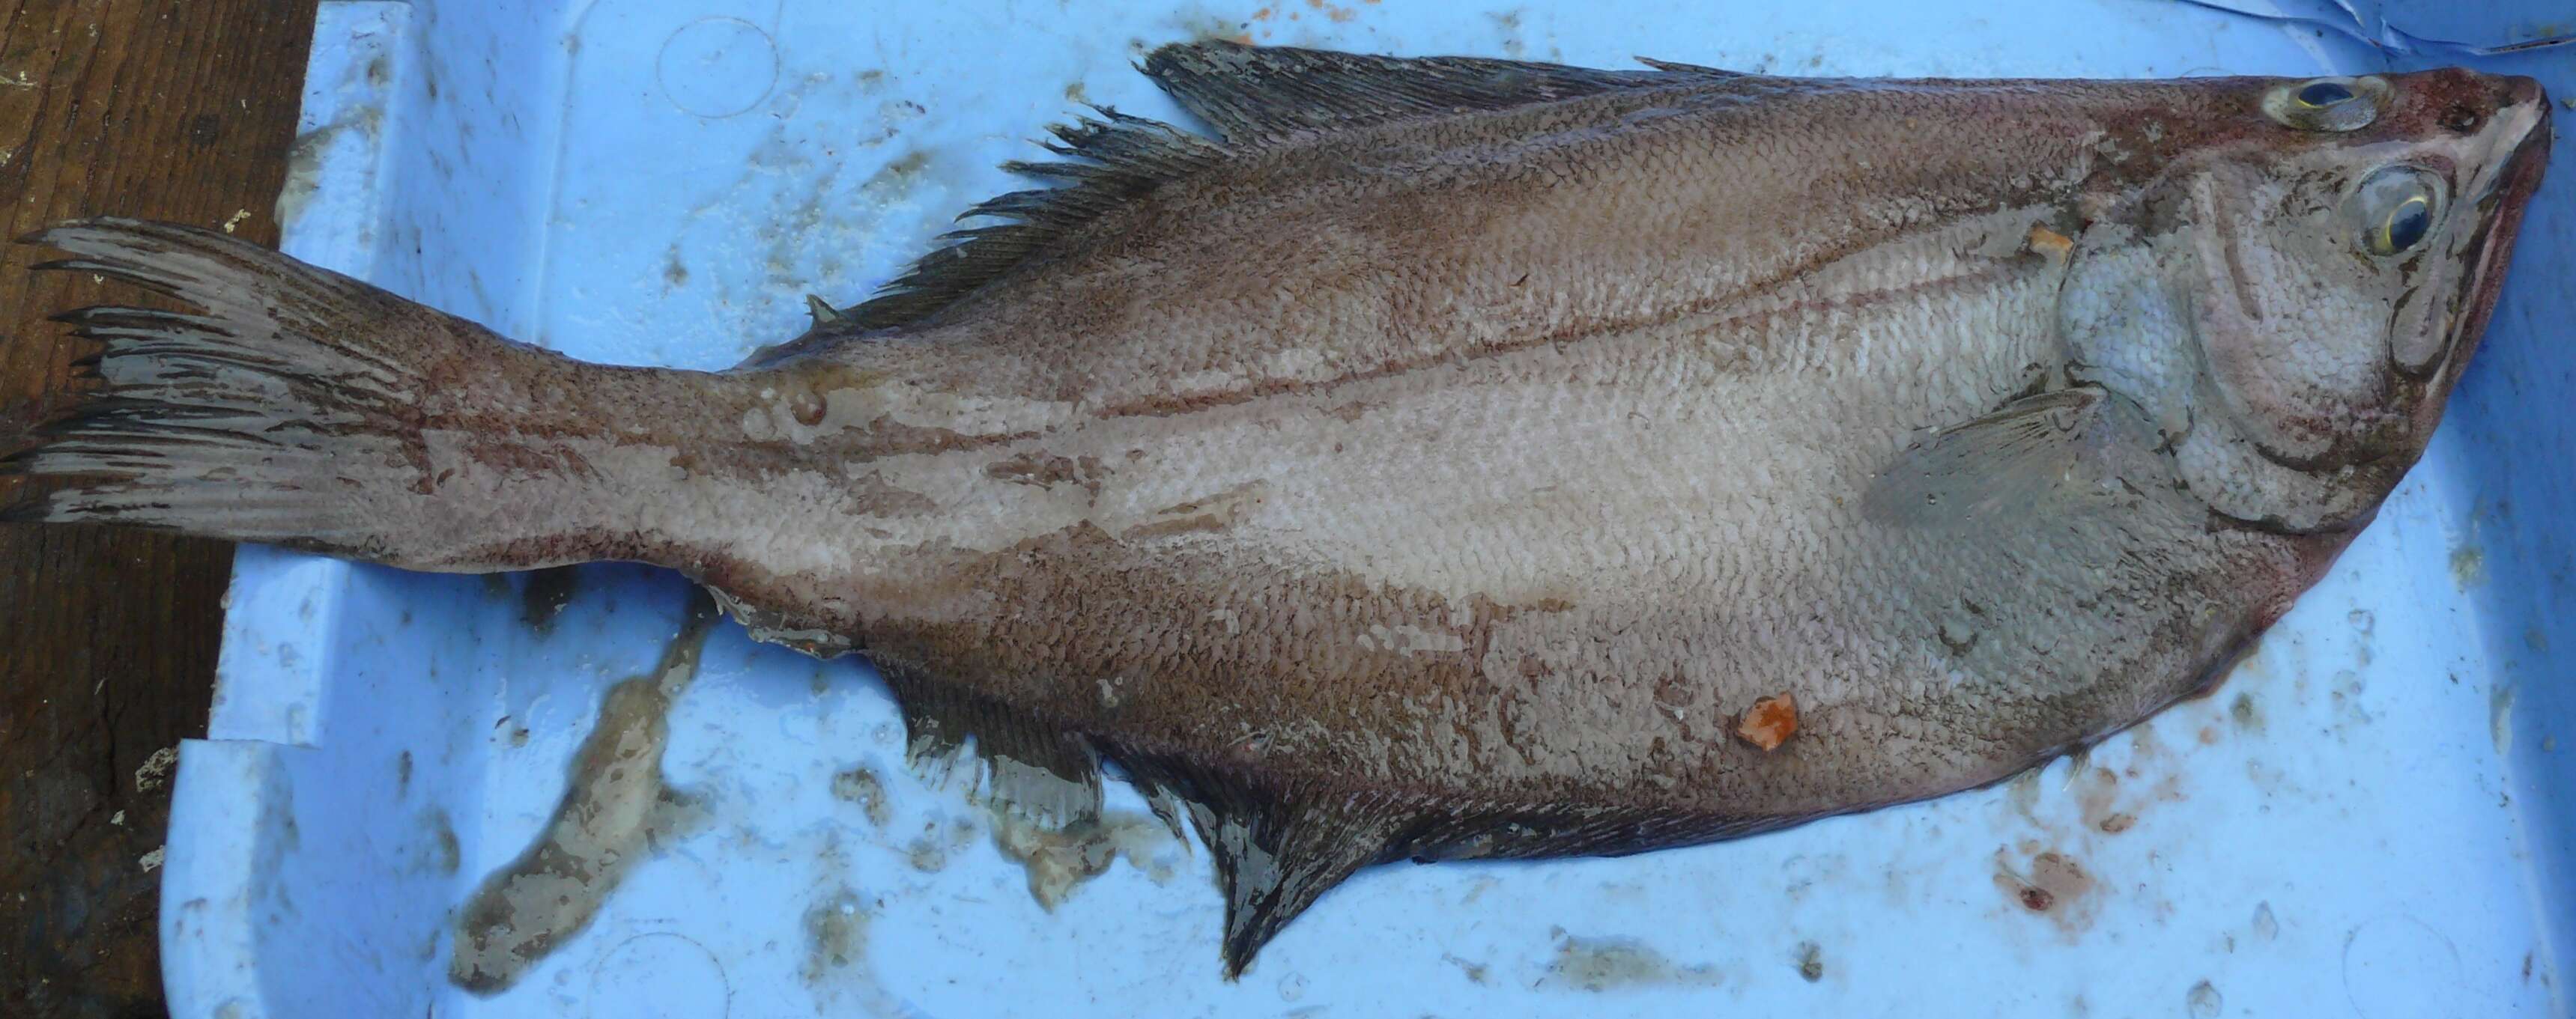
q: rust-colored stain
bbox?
[1995,848,2100,938]
[2025,223,2075,259]
[1737,693,1798,752]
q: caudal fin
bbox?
[2,218,727,571]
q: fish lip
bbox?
[2443,87,2551,374]
[2255,90,2548,475]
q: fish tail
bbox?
[4,218,720,571]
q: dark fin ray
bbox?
[1139,40,1739,146]
[1116,752,1413,978]
[6,218,703,573]
[1400,801,1791,863]
[844,110,1228,331]
[7,219,440,547]
[881,670,1104,829]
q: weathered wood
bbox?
[0,2,315,1015]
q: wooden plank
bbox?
[0,2,318,1015]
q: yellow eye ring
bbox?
[2372,194,2433,256]
[2264,76,2386,133]
[2352,166,2443,258]
[2294,81,2355,109]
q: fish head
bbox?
[2067,69,2550,532]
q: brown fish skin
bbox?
[0,46,2550,975]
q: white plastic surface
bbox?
[162,1,2574,1016]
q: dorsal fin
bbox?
[843,109,1228,330]
[1139,40,1741,145]
[836,45,1740,332]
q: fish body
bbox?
[1,44,2550,973]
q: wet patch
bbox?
[2449,544,2485,587]
[2186,979,2223,1018]
[420,808,460,876]
[831,765,892,827]
[2492,683,2518,754]
[905,816,977,874]
[2073,767,2121,833]
[276,108,383,227]
[1544,931,1723,991]
[860,150,934,204]
[1170,10,1255,46]
[447,593,721,994]
[801,887,871,986]
[2230,692,2264,733]
[906,835,951,873]
[518,566,581,633]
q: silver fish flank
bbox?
[0,43,2551,975]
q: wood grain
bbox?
[0,2,316,1015]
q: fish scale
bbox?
[0,43,2549,977]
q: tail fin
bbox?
[3,218,722,571]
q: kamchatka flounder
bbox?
[0,43,2550,975]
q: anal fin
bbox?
[882,671,1103,830]
[1118,752,1413,978]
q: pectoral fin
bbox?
[1862,386,2179,529]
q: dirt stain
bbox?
[446,592,721,994]
[990,809,1173,910]
[1995,849,2100,938]
[2450,544,2485,587]
[421,808,460,875]
[801,886,870,986]
[2186,979,2222,1018]
[1545,932,1722,991]
[2493,683,2518,755]
[2074,767,2121,832]
[831,765,891,827]
[906,835,950,872]
[861,149,934,202]
[2231,691,2264,733]
[1795,940,1825,982]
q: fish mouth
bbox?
[2443,88,2551,374]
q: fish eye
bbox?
[2352,166,2444,257]
[2264,76,2384,132]
[2294,81,2354,108]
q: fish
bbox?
[0,42,2551,976]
